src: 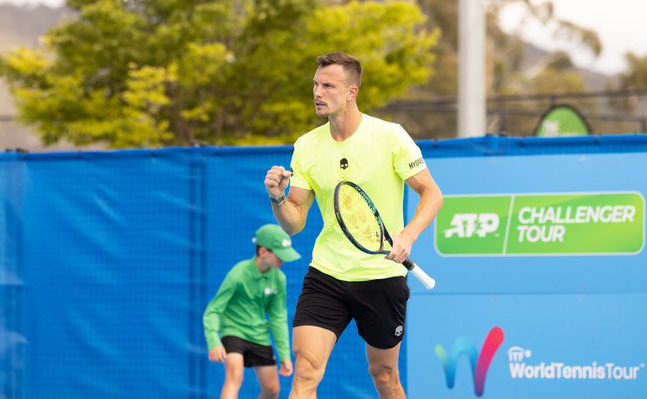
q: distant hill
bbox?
[521,40,614,92]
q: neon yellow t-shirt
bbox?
[290,114,427,281]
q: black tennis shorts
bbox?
[221,336,276,368]
[293,267,410,349]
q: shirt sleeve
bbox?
[268,272,290,362]
[289,140,312,191]
[392,124,427,180]
[202,271,238,351]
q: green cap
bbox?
[253,224,301,263]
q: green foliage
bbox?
[0,0,438,148]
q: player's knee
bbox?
[293,349,325,387]
[369,364,399,391]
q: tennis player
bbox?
[203,224,300,399]
[264,53,443,398]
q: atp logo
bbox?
[444,213,500,238]
[435,327,505,397]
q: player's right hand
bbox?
[264,165,292,199]
[209,346,227,363]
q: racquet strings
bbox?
[337,183,383,252]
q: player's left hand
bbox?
[386,232,413,264]
[279,359,293,377]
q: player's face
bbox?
[313,65,357,118]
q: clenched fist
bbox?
[264,165,292,200]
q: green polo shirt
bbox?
[203,257,290,361]
[290,113,427,281]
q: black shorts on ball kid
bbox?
[292,267,410,349]
[221,336,276,367]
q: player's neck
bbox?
[329,105,362,142]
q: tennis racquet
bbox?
[333,180,436,290]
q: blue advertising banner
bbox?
[409,294,647,398]
[406,146,647,398]
[3,135,647,398]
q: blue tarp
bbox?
[2,134,647,398]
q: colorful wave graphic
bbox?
[435,327,505,397]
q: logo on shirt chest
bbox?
[340,158,348,169]
[264,287,277,296]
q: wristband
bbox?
[270,194,286,206]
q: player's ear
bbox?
[347,84,359,101]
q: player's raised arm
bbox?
[264,165,314,235]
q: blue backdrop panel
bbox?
[20,151,197,397]
[409,293,647,399]
[201,147,379,398]
[411,152,647,295]
[1,147,381,398]
[1,156,27,398]
[407,136,647,398]
[4,135,647,398]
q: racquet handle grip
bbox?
[402,259,415,271]
[404,259,436,290]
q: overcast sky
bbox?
[3,0,646,76]
[1,0,63,6]
[499,0,647,75]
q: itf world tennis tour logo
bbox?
[507,346,645,381]
[435,327,505,397]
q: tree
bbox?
[384,0,599,137]
[416,0,600,96]
[0,0,439,148]
[618,53,647,90]
[612,52,647,117]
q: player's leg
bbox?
[290,267,352,398]
[221,352,245,399]
[366,343,406,399]
[350,276,410,399]
[290,325,337,398]
[254,365,280,399]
